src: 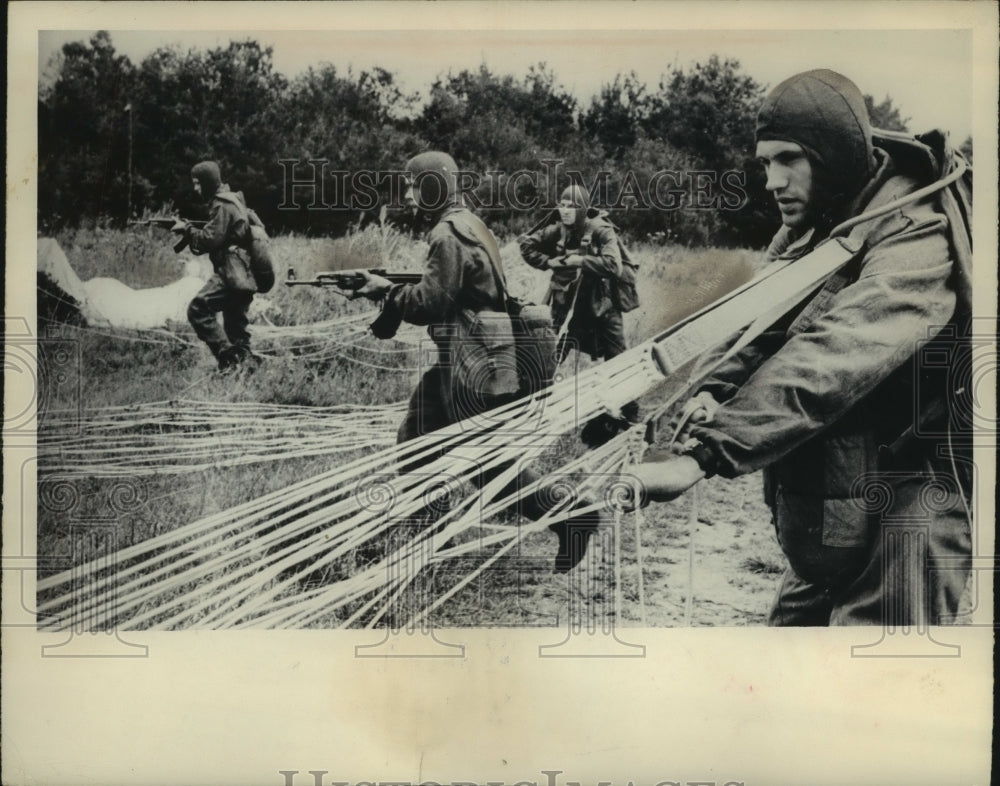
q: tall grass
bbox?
[57,225,204,287]
[624,244,758,343]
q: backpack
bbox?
[445,211,558,398]
[582,213,640,313]
[215,191,276,293]
[872,128,974,446]
[506,297,559,396]
[872,128,972,316]
[612,239,641,313]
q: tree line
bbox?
[40,31,939,248]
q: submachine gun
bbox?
[128,217,207,253]
[284,268,422,295]
[285,268,424,339]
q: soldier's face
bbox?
[756,140,815,229]
[557,198,577,226]
[192,178,202,198]
[403,179,418,213]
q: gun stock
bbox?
[519,208,560,239]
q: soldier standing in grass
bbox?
[518,184,641,446]
[174,160,258,373]
[354,151,603,572]
[627,69,972,626]
[354,151,516,439]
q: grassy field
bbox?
[37,223,786,628]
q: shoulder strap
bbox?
[833,132,972,314]
[443,209,511,309]
[213,190,247,214]
[581,216,628,276]
[212,191,252,247]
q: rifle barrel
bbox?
[128,218,206,226]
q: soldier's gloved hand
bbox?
[351,270,393,301]
[670,391,720,452]
[170,220,188,234]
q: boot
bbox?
[506,472,603,573]
[217,345,260,375]
[580,402,641,449]
[217,346,241,373]
[549,507,602,573]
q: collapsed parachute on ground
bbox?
[37,237,206,329]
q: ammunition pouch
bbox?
[218,248,257,294]
[452,308,520,410]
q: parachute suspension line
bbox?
[558,273,582,338]
[664,406,700,627]
[622,428,650,627]
[401,428,639,632]
[37,345,665,630]
[343,391,642,632]
[38,398,407,476]
[683,485,699,627]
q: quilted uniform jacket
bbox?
[690,146,969,587]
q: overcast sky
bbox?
[39,27,974,143]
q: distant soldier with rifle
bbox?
[518,185,641,447]
[351,151,603,572]
[172,160,262,373]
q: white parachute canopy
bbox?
[37,237,207,329]
[38,237,97,321]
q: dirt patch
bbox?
[546,472,783,627]
[429,471,787,629]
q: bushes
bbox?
[40,34,799,246]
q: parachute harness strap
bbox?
[554,271,583,364]
[623,425,651,626]
[664,409,699,627]
[832,159,969,238]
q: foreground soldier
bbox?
[355,152,602,571]
[629,70,972,626]
[518,185,640,445]
[175,161,258,373]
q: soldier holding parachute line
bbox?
[625,69,973,627]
